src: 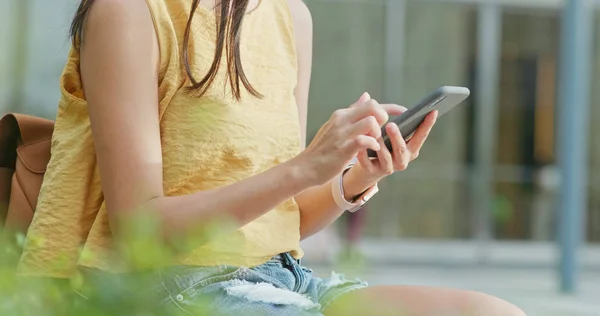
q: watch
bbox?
[331,159,379,213]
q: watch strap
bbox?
[331,158,379,213]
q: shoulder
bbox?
[287,0,313,32]
[86,0,151,19]
[81,0,157,55]
[287,0,312,28]
[84,0,154,36]
[286,0,312,49]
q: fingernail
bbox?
[363,92,371,99]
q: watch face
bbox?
[362,184,379,202]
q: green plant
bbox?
[0,212,390,315]
[0,212,216,316]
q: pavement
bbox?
[309,265,600,316]
[301,238,600,316]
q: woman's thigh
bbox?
[323,285,526,316]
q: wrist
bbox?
[342,166,380,201]
[286,155,319,189]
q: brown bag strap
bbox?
[2,113,54,144]
[0,167,13,224]
[0,114,54,169]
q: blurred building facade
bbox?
[305,0,600,247]
[0,0,599,250]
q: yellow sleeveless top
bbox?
[18,0,303,278]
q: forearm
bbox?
[297,166,377,240]
[140,158,311,243]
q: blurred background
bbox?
[0,0,599,315]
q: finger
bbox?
[351,135,380,152]
[357,92,371,105]
[375,137,394,175]
[349,92,372,109]
[386,123,410,170]
[347,100,389,126]
[406,110,438,154]
[379,103,407,117]
[348,116,382,139]
[357,150,374,170]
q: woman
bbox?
[18,0,526,315]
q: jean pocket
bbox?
[163,266,247,303]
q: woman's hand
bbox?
[296,95,399,187]
[342,94,438,198]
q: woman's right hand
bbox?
[297,93,396,186]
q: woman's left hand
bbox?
[342,93,438,198]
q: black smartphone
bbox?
[367,86,471,158]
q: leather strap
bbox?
[0,113,54,170]
[0,167,14,224]
[3,113,54,145]
[0,113,54,230]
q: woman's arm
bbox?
[83,0,314,242]
[288,0,376,239]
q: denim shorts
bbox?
[157,252,368,315]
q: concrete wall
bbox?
[304,0,387,135]
[21,0,75,117]
[0,0,17,111]
[0,0,74,117]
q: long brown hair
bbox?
[69,0,261,100]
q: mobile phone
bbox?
[367,86,471,158]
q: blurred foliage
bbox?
[0,212,378,316]
[0,212,212,316]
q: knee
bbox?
[465,291,526,316]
